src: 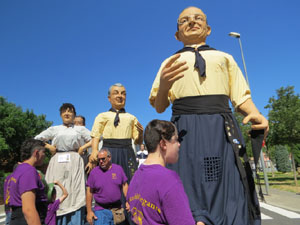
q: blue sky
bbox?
[1,0,299,130]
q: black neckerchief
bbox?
[175,45,215,77]
[109,108,126,127]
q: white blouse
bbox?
[35,125,91,151]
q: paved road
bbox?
[260,202,300,225]
[1,202,299,225]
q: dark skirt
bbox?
[168,113,260,225]
[103,139,138,182]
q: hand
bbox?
[196,222,205,225]
[87,211,98,225]
[125,201,130,212]
[45,143,56,155]
[135,122,144,136]
[159,54,188,91]
[243,113,269,139]
[78,146,85,155]
[85,162,96,174]
[90,150,98,163]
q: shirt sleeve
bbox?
[49,199,60,214]
[120,167,128,184]
[18,170,39,195]
[162,181,195,225]
[81,127,92,142]
[90,114,106,139]
[228,55,251,107]
[35,126,55,142]
[149,59,172,108]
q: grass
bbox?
[256,172,300,193]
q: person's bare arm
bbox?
[86,187,97,225]
[21,191,41,225]
[237,98,269,138]
[54,181,68,203]
[78,140,92,155]
[154,54,188,113]
[122,182,130,212]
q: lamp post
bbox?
[229,31,269,195]
[228,32,250,87]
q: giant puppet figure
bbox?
[89,83,143,182]
[149,7,269,225]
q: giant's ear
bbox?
[206,25,212,36]
[175,31,180,41]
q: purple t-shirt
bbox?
[45,199,60,225]
[7,163,47,207]
[86,164,128,211]
[127,164,195,225]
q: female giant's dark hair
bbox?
[59,103,76,116]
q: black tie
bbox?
[109,108,126,127]
[175,45,215,77]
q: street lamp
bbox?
[229,31,269,195]
[228,32,250,87]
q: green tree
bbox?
[0,97,52,171]
[265,86,300,185]
[274,145,291,172]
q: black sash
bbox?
[172,95,231,115]
[103,139,132,148]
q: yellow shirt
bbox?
[91,111,140,141]
[149,49,251,108]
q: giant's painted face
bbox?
[108,86,126,110]
[175,7,211,45]
[60,108,75,125]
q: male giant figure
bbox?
[149,6,269,225]
[88,83,143,182]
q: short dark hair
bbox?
[59,103,76,116]
[75,115,86,126]
[20,139,45,161]
[144,120,176,153]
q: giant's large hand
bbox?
[136,122,144,136]
[89,150,98,163]
[45,143,56,155]
[159,54,188,91]
[243,113,269,139]
[85,162,96,174]
[237,98,269,139]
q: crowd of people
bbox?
[3,6,269,225]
